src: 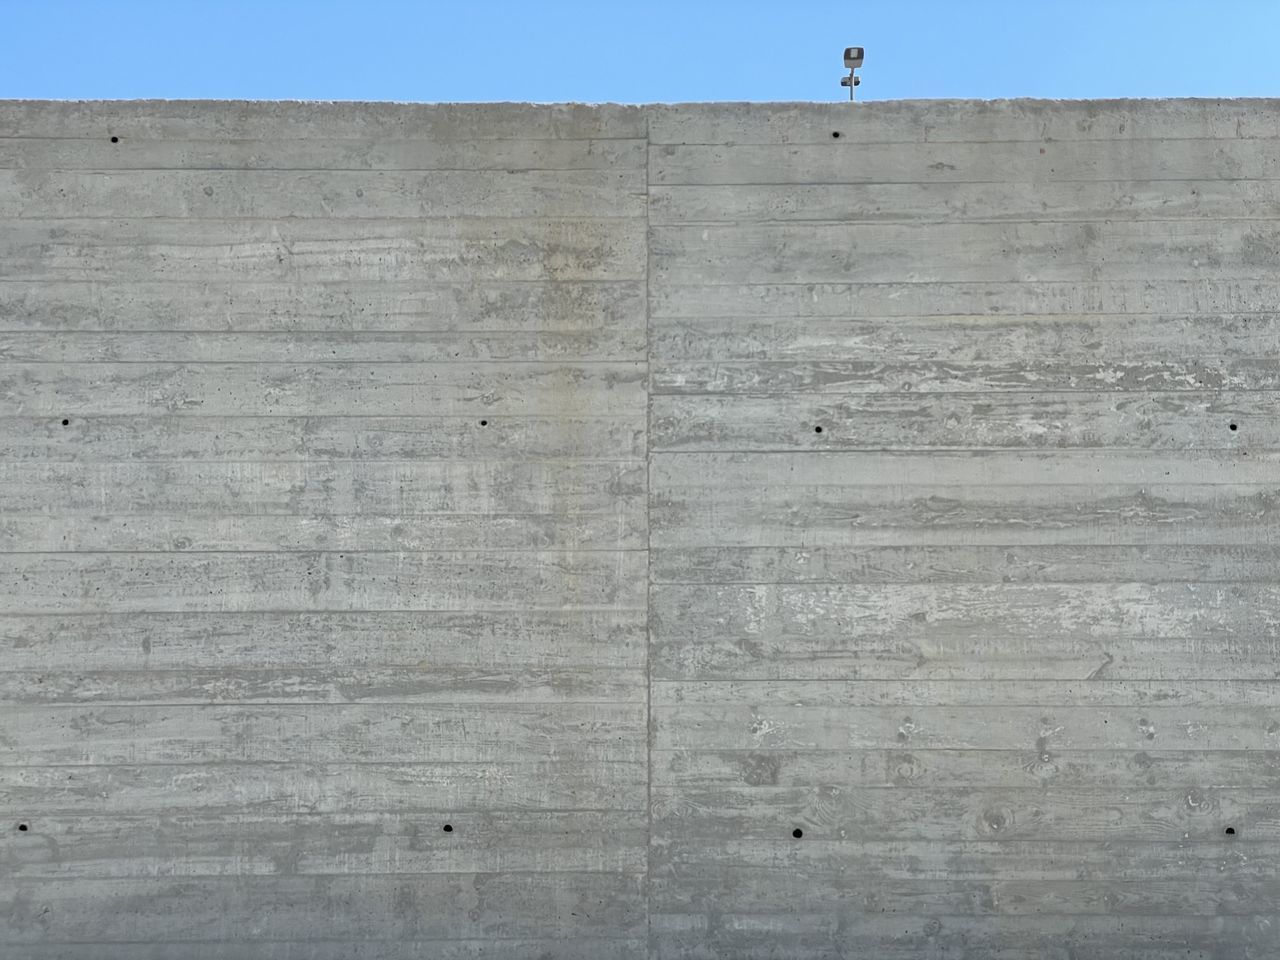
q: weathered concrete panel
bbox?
[647,98,1280,960]
[0,100,647,957]
[3,97,1279,958]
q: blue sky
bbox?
[3,0,1278,102]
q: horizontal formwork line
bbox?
[0,213,1269,226]
[0,460,1241,470]
[0,134,649,143]
[646,839,1278,848]
[655,277,1274,289]
[0,701,645,709]
[0,771,641,785]
[2,696,1269,711]
[646,675,1280,684]
[0,930,1221,950]
[0,807,1266,821]
[647,488,1276,494]
[0,277,638,286]
[0,944,647,954]
[0,808,647,817]
[0,512,646,521]
[0,215,645,224]
[0,214,647,223]
[653,584,1280,590]
[649,214,1280,223]
[649,646,1272,655]
[645,912,1277,922]
[649,539,1280,545]
[650,310,1280,320]
[648,388,1280,396]
[0,466,645,472]
[2,360,643,367]
[14,840,1265,854]
[0,418,639,425]
[0,670,644,678]
[650,710,1276,717]
[0,677,1191,689]
[0,696,1243,707]
[0,674,1253,683]
[0,755,1234,768]
[0,544,1268,554]
[0,607,648,616]
[0,548,650,555]
[0,456,1249,466]
[647,136,1280,147]
[651,277,1280,286]
[0,164,648,172]
[651,178,1280,188]
[2,317,1275,328]
[0,329,635,336]
[5,363,1274,371]
[0,463,646,469]
[650,577,1280,586]
[0,509,646,518]
[649,446,1259,454]
[3,870,648,878]
[0,609,642,618]
[0,159,647,168]
[0,940,648,950]
[653,748,1280,756]
[649,311,1280,320]
[8,317,1269,330]
[0,701,648,709]
[657,216,1280,227]
[3,358,646,365]
[0,763,646,773]
[3,673,1244,683]
[7,581,1273,588]
[1,131,1275,145]
[1,132,1272,145]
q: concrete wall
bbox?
[1,98,1278,958]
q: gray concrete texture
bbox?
[1,97,1278,957]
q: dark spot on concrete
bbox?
[831,131,841,139]
[479,420,488,427]
[110,136,119,143]
[1225,826,1236,836]
[61,419,69,426]
[17,823,28,832]
[814,425,823,434]
[1230,422,1238,431]
[442,823,453,833]
[791,828,803,838]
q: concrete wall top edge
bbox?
[3,97,1278,143]
[3,96,1279,106]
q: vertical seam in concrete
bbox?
[643,105,655,960]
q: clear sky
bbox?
[3,0,1279,103]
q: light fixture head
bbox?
[841,46,865,100]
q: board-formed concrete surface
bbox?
[2,98,1279,958]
